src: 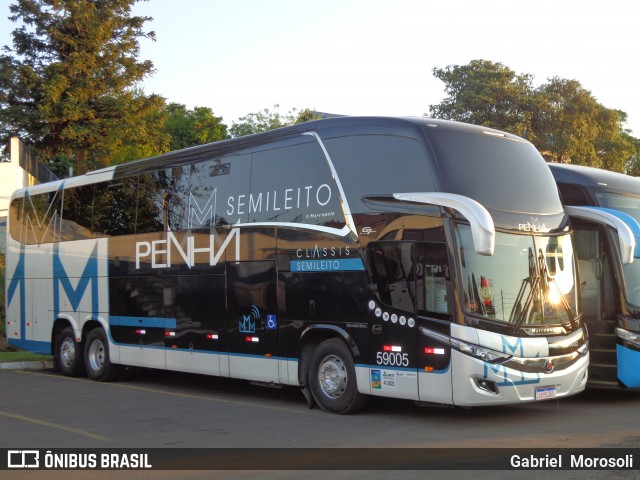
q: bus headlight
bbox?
[617,328,640,349]
[419,326,512,364]
[450,338,512,363]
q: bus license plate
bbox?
[535,386,557,400]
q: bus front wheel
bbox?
[55,326,85,377]
[84,328,121,382]
[308,338,367,414]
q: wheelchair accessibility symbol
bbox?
[266,314,277,330]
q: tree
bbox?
[229,105,323,137]
[624,133,640,176]
[428,60,536,139]
[428,60,638,173]
[533,78,635,171]
[0,0,163,173]
[162,103,228,151]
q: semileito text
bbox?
[226,184,332,216]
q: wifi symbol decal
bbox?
[239,305,260,333]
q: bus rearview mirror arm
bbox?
[393,192,495,256]
[565,205,637,265]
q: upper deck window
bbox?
[426,128,563,215]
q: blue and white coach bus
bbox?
[6,117,590,413]
[550,163,640,388]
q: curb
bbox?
[0,360,54,371]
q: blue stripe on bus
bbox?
[8,339,51,355]
[617,344,640,388]
[109,316,177,329]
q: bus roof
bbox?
[113,116,527,178]
[549,163,640,196]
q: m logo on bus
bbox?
[501,336,524,357]
[53,243,99,317]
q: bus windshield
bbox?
[595,191,640,307]
[455,225,579,326]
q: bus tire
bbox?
[55,326,85,377]
[308,338,367,414]
[84,328,121,382]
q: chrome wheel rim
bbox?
[318,354,347,399]
[59,337,76,368]
[87,338,105,372]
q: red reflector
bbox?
[207,334,219,340]
[136,329,146,335]
[383,345,402,352]
[246,336,259,343]
[165,331,176,337]
[425,347,446,355]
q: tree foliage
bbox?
[0,0,163,173]
[624,134,640,176]
[229,105,323,137]
[162,103,228,150]
[429,60,639,173]
[429,60,536,139]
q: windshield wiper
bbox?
[510,248,537,330]
[512,247,577,333]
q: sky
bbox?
[1,0,639,135]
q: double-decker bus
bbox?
[6,117,589,413]
[550,163,640,388]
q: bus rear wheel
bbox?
[55,326,85,377]
[309,338,367,414]
[84,328,121,382]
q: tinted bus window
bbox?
[161,166,192,231]
[18,190,63,244]
[190,154,252,227]
[368,242,415,312]
[427,129,563,214]
[326,134,434,211]
[249,139,344,226]
[92,178,139,236]
[60,185,95,241]
[9,197,24,242]
[416,242,451,317]
[136,173,165,234]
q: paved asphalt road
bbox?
[2,367,640,480]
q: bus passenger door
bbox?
[367,242,419,400]
[573,225,620,385]
[415,242,454,405]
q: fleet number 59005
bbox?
[376,352,409,367]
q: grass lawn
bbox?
[0,350,53,363]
